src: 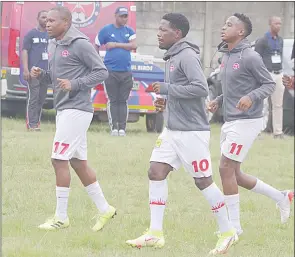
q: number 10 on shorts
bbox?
[192,159,209,173]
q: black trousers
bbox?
[104,71,133,130]
[26,78,48,128]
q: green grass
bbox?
[2,113,294,257]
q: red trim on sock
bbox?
[211,202,225,213]
[150,200,166,206]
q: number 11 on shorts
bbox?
[230,143,243,155]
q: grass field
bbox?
[2,113,294,257]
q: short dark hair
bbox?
[233,13,252,38]
[37,10,47,19]
[50,6,72,23]
[162,13,190,38]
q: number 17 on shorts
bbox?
[54,142,70,155]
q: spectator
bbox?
[95,7,137,136]
[22,10,49,131]
[255,16,284,139]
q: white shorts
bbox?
[220,118,263,162]
[150,128,213,178]
[51,109,93,161]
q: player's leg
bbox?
[218,120,249,235]
[232,118,293,224]
[117,72,133,136]
[179,131,237,255]
[50,158,71,226]
[104,72,120,135]
[126,128,181,248]
[235,164,286,204]
[69,124,116,232]
[148,162,171,235]
[219,154,241,234]
[38,110,80,230]
[235,167,293,224]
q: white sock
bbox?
[55,186,70,221]
[86,181,110,214]
[224,194,242,232]
[201,183,233,233]
[149,180,168,232]
[251,179,284,203]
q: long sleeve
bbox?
[246,53,275,102]
[70,39,108,91]
[159,54,208,99]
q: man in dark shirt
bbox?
[95,7,137,137]
[255,16,284,139]
[22,10,49,131]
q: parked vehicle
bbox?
[1,1,165,132]
[207,39,294,134]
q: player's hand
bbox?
[23,68,31,81]
[152,82,161,94]
[282,75,294,90]
[154,97,166,112]
[207,100,219,113]
[57,78,72,92]
[30,66,42,78]
[236,95,253,111]
[105,42,117,50]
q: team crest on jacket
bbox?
[232,63,240,70]
[170,65,175,72]
[56,2,100,28]
[61,50,70,57]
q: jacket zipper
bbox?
[224,53,230,122]
[166,58,171,128]
[52,44,58,106]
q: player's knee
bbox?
[194,176,213,190]
[219,156,236,178]
[148,162,170,180]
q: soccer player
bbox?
[207,13,293,236]
[126,13,237,255]
[30,6,116,231]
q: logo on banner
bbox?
[56,2,100,28]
